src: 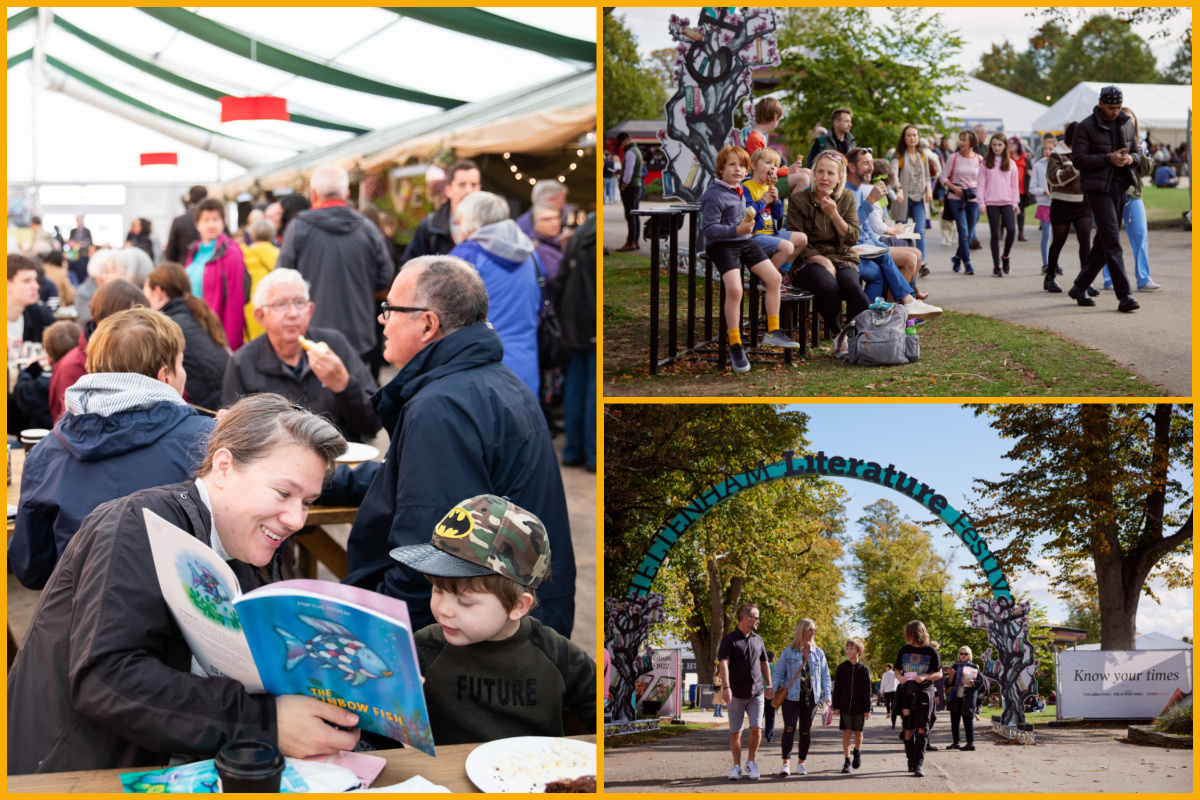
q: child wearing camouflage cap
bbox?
[391,494,596,745]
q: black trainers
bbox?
[852,750,861,769]
[1002,256,1010,274]
[1118,296,1140,313]
[961,743,975,751]
[729,343,750,373]
[841,758,851,774]
[1086,286,1100,297]
[1068,285,1096,306]
[1044,275,1062,293]
[947,742,961,750]
[992,265,1002,277]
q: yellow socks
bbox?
[767,315,780,332]
[728,329,742,346]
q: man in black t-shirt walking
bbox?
[717,603,773,780]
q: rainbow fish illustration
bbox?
[130,771,181,792]
[276,616,393,687]
[189,563,230,604]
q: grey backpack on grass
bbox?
[834,305,920,366]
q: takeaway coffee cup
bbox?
[215,739,285,793]
[19,428,50,454]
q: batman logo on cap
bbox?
[433,506,474,539]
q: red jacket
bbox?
[49,330,88,423]
[185,233,247,351]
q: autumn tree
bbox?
[1046,14,1161,99]
[603,13,665,129]
[604,404,847,683]
[1160,42,1192,85]
[1028,7,1190,58]
[774,7,966,156]
[967,404,1192,650]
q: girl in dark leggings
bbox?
[977,133,1019,277]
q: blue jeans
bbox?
[1103,197,1150,288]
[562,348,595,467]
[1039,219,1051,266]
[902,198,927,262]
[603,176,618,204]
[946,196,979,269]
[857,252,913,303]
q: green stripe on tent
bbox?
[7,8,35,32]
[384,7,595,63]
[45,53,217,133]
[8,48,32,70]
[52,15,369,135]
[138,7,465,108]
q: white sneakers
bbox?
[779,762,791,777]
[745,761,760,780]
[1139,281,1161,291]
[728,764,742,780]
[904,298,943,319]
[796,763,808,775]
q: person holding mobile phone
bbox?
[1065,85,1143,312]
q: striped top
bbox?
[940,150,981,190]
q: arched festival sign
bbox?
[606,451,1038,738]
[657,7,780,203]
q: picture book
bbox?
[144,509,435,756]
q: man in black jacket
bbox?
[330,256,575,638]
[221,269,381,443]
[164,185,207,263]
[806,108,857,168]
[1067,85,1143,312]
[399,159,481,267]
[277,163,395,363]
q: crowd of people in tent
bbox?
[606,84,1178,372]
[5,161,597,774]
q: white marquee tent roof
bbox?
[7,7,595,184]
[944,76,1049,136]
[1074,632,1193,651]
[1033,82,1193,134]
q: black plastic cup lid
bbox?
[215,739,284,775]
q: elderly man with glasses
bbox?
[326,255,576,639]
[220,268,381,442]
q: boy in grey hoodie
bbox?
[699,145,799,373]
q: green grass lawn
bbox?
[604,722,717,749]
[1141,184,1191,225]
[602,253,1165,398]
[988,709,1058,725]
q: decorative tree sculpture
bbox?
[970,596,1039,727]
[659,7,780,203]
[605,593,666,723]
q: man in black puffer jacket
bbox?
[1066,85,1144,312]
[276,163,395,362]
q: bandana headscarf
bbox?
[1099,85,1123,105]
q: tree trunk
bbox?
[1093,549,1139,650]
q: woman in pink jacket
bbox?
[184,198,247,350]
[976,133,1020,278]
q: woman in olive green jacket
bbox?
[784,151,870,334]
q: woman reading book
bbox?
[8,394,361,775]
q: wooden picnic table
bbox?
[6,735,597,792]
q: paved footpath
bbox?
[603,706,1193,793]
[602,200,1192,396]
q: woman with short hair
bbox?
[946,645,979,751]
[770,619,831,777]
[8,394,358,774]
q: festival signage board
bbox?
[1056,650,1192,719]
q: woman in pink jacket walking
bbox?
[976,133,1020,278]
[184,198,247,350]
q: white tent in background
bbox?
[1032,82,1193,145]
[943,76,1049,137]
[1075,631,1193,651]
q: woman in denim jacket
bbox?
[770,619,831,776]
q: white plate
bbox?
[336,442,380,464]
[465,737,595,793]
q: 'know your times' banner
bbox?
[1057,650,1192,719]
